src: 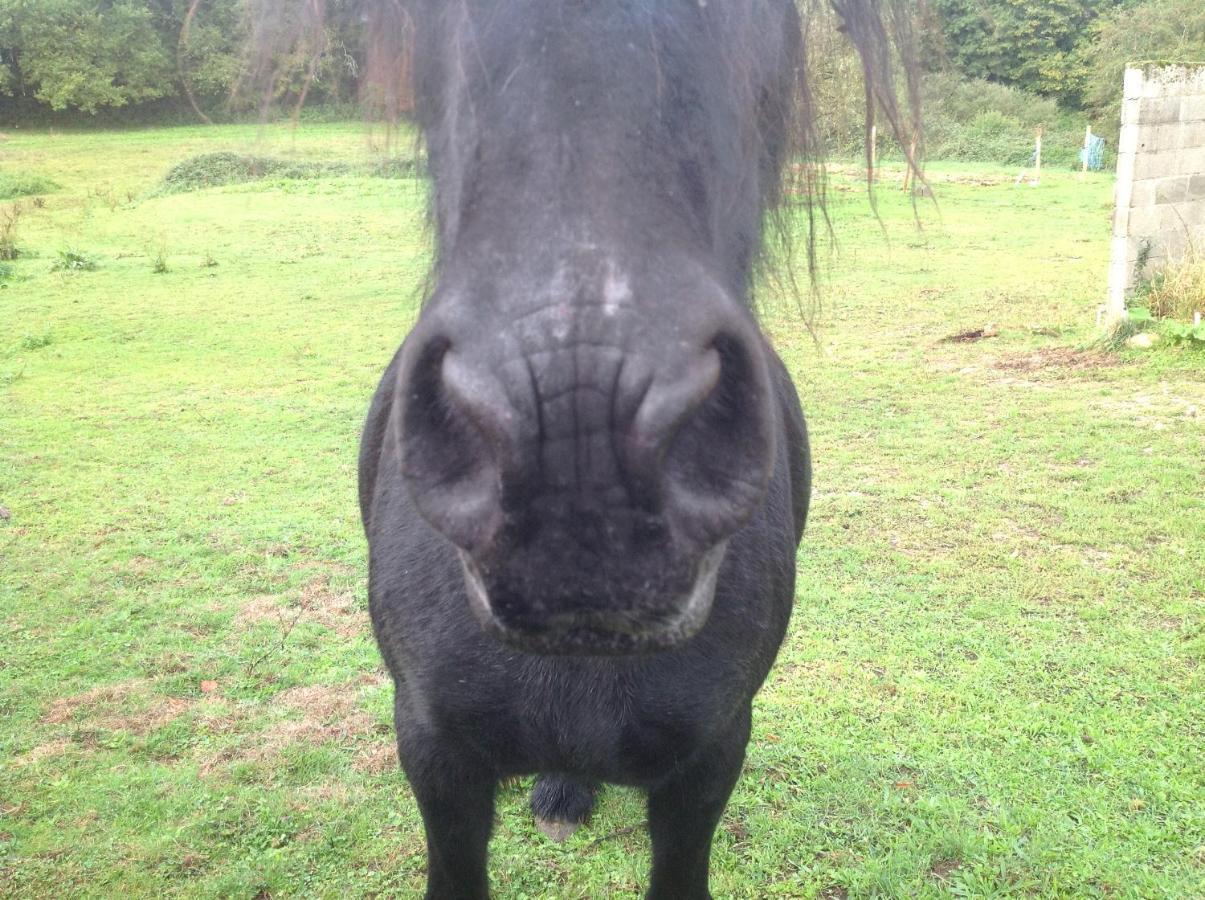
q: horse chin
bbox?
[457,543,728,656]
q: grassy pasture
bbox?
[1,123,1202,898]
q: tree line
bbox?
[0,0,367,118]
[0,0,1202,123]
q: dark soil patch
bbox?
[994,347,1120,372]
[941,327,997,343]
[930,858,964,881]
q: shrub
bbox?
[918,73,1093,167]
[1079,0,1205,131]
[5,0,174,114]
[50,249,99,272]
[20,331,52,350]
[156,152,347,195]
[1139,248,1205,323]
[0,202,22,261]
[154,151,419,196]
[0,172,60,200]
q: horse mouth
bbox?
[457,543,727,656]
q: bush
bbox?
[3,0,174,114]
[0,201,22,261]
[0,172,59,200]
[1139,249,1205,323]
[811,65,1096,167]
[928,0,1114,102]
[918,73,1094,167]
[1079,0,1205,130]
[154,152,420,196]
[50,249,99,272]
[154,152,348,195]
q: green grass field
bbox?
[1,123,1202,898]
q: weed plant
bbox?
[1141,246,1205,323]
[0,201,22,260]
[49,249,99,272]
[154,151,418,197]
[0,171,59,200]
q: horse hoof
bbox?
[536,817,579,842]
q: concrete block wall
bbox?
[1107,64,1205,316]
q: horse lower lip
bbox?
[480,600,707,655]
[489,619,692,656]
[458,543,728,655]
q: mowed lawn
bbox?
[1,123,1201,898]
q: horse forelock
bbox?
[245,0,921,311]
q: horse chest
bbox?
[451,660,723,781]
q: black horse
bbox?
[357,1,915,896]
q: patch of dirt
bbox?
[178,852,207,874]
[234,594,288,628]
[278,681,375,731]
[42,680,192,735]
[104,698,191,735]
[993,347,1120,372]
[43,681,141,724]
[235,567,364,639]
[216,675,388,768]
[353,742,398,774]
[194,699,253,735]
[13,740,70,766]
[1094,385,1205,429]
[930,858,964,881]
[297,782,363,805]
[932,172,1011,187]
[297,573,364,638]
[940,325,998,343]
[722,818,751,843]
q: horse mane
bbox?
[241,0,923,305]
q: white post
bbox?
[1106,67,1147,322]
[901,134,917,192]
[1034,127,1043,185]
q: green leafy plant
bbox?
[155,153,345,196]
[1079,0,1205,129]
[0,202,23,261]
[19,330,52,350]
[0,0,174,114]
[0,172,60,201]
[1140,249,1205,323]
[151,239,170,275]
[1162,320,1205,346]
[50,249,99,273]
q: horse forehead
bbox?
[448,254,639,336]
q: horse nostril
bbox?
[399,335,507,552]
[657,330,776,546]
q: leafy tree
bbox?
[929,0,1122,101]
[0,0,360,117]
[1078,0,1205,123]
[0,0,174,113]
[165,0,247,105]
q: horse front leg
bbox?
[396,718,497,900]
[644,706,752,900]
